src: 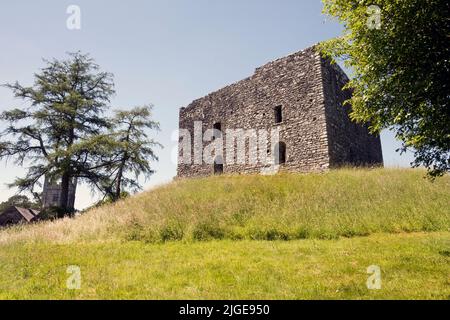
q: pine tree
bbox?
[0,52,115,215]
[100,106,161,202]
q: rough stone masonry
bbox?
[177,46,383,178]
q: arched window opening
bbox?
[213,122,222,139]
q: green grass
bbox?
[0,168,449,299]
[1,168,448,244]
[0,232,448,299]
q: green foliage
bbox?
[97,106,161,202]
[0,52,115,213]
[38,207,65,221]
[0,195,40,213]
[319,0,449,177]
[0,53,161,214]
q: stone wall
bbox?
[42,177,77,209]
[178,46,383,178]
[321,58,384,166]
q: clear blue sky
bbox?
[0,0,414,209]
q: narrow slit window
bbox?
[274,106,283,123]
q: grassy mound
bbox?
[1,168,448,244]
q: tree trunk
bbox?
[114,126,131,202]
[114,155,127,201]
[59,171,71,217]
[114,166,123,201]
[60,126,75,216]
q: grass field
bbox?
[0,168,449,299]
[0,233,448,299]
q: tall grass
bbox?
[0,168,448,244]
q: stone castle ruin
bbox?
[178,46,383,178]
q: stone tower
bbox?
[42,176,77,210]
[177,46,383,178]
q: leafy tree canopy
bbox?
[319,0,449,177]
[0,195,40,213]
[93,105,162,202]
[0,53,161,215]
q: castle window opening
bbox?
[274,106,283,123]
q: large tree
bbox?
[319,0,449,176]
[0,52,115,215]
[1,53,162,215]
[98,106,161,202]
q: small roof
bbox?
[10,206,41,222]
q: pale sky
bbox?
[0,0,414,209]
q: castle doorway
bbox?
[214,156,224,175]
[275,142,287,165]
